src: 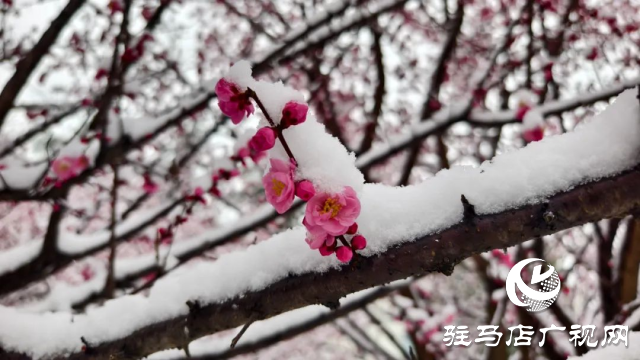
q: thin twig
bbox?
[230,319,255,349]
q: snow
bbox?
[278,118,364,193]
[567,332,639,360]
[0,86,639,359]
[0,157,48,190]
[0,240,42,274]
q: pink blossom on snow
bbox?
[215,78,254,124]
[304,186,361,236]
[262,158,295,214]
[281,101,308,128]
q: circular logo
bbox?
[506,258,561,312]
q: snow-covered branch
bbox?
[1,86,639,359]
[58,79,640,310]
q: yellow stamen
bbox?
[320,197,342,218]
[271,178,286,196]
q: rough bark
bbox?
[619,218,640,304]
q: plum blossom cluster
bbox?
[215,67,367,263]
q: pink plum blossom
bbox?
[295,180,315,201]
[303,217,334,250]
[52,156,89,182]
[249,127,276,152]
[281,101,308,128]
[304,186,361,236]
[262,158,295,214]
[215,78,254,124]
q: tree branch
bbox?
[0,0,86,131]
[398,2,464,185]
[358,26,386,156]
[3,166,639,360]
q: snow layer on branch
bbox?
[277,117,364,193]
[0,240,42,274]
[0,90,639,359]
[567,332,639,360]
[0,157,47,190]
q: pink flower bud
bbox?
[319,244,334,256]
[346,223,358,235]
[295,180,315,201]
[281,102,308,128]
[351,235,367,250]
[249,127,276,152]
[336,246,353,263]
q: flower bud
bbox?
[295,180,315,201]
[351,235,367,250]
[249,127,276,152]
[336,246,353,263]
